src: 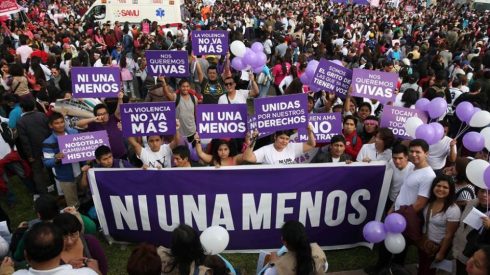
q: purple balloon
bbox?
[456,101,475,123]
[231,57,245,71]
[256,52,267,67]
[415,124,436,145]
[253,65,263,74]
[251,42,264,53]
[300,73,310,85]
[244,48,260,68]
[428,97,448,119]
[484,166,490,189]
[384,213,407,234]
[430,122,445,142]
[363,221,387,243]
[463,131,485,152]
[415,98,430,111]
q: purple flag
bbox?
[120,102,176,137]
[310,59,352,99]
[254,94,309,133]
[145,50,189,77]
[71,67,120,98]
[352,69,398,104]
[58,131,110,164]
[297,112,343,142]
[196,104,247,138]
[89,163,389,251]
[191,30,229,56]
[380,106,429,139]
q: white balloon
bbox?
[466,159,490,189]
[230,41,246,58]
[404,117,423,138]
[469,111,490,128]
[481,127,490,151]
[200,226,229,255]
[384,233,406,254]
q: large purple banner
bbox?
[71,67,120,98]
[310,59,352,99]
[58,131,110,164]
[254,94,308,133]
[196,104,248,138]
[297,112,343,142]
[352,69,398,104]
[120,102,176,137]
[145,51,189,77]
[191,31,229,56]
[380,106,429,139]
[89,163,390,251]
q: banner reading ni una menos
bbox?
[89,163,391,251]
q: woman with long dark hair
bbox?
[264,221,327,275]
[194,133,246,166]
[417,175,460,275]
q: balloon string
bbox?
[455,124,471,140]
[456,122,464,139]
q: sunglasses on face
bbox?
[224,82,234,86]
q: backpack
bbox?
[0,122,15,148]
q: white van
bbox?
[81,0,183,27]
[473,0,490,11]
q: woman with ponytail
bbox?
[264,221,327,275]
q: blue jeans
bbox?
[258,81,271,98]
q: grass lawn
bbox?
[3,176,416,274]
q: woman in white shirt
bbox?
[357,127,394,163]
[418,175,460,275]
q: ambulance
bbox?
[80,0,183,27]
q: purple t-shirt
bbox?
[87,115,126,159]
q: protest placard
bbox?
[71,67,120,98]
[297,112,342,142]
[120,102,176,137]
[145,50,189,77]
[58,131,110,164]
[196,104,247,138]
[352,69,398,104]
[380,106,428,139]
[191,30,229,55]
[254,94,308,133]
[310,59,352,98]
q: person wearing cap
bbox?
[219,74,258,104]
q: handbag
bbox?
[417,205,441,257]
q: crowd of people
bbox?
[0,0,490,273]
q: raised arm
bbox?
[128,136,143,157]
[242,130,258,163]
[194,133,213,164]
[169,119,181,149]
[249,72,259,98]
[195,55,204,84]
[159,76,176,101]
[114,91,124,120]
[302,124,316,152]
[221,51,231,79]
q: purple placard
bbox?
[145,50,189,77]
[380,106,429,139]
[90,163,389,250]
[120,102,176,137]
[58,130,110,164]
[297,112,343,142]
[310,59,352,99]
[71,67,120,98]
[353,0,369,4]
[247,114,272,138]
[191,30,229,56]
[196,104,247,138]
[352,69,398,104]
[254,94,308,132]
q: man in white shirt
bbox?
[12,222,99,275]
[218,75,258,104]
[16,35,33,65]
[385,144,414,212]
[128,121,181,168]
